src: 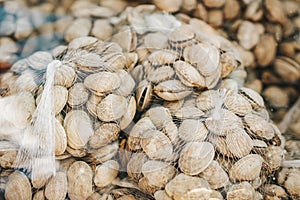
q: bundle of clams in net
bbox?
[0,6,290,200]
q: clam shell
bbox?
[119,96,136,130]
[227,182,255,200]
[67,83,89,107]
[88,123,120,149]
[138,176,160,194]
[210,135,234,157]
[54,118,67,156]
[67,161,93,200]
[183,43,220,77]
[244,113,274,140]
[224,93,252,116]
[178,119,208,142]
[140,130,173,160]
[174,105,205,119]
[168,25,195,48]
[154,79,192,101]
[127,152,148,181]
[229,154,264,181]
[67,36,98,50]
[86,94,103,117]
[64,110,94,149]
[66,146,88,158]
[146,65,175,84]
[84,72,120,95]
[199,160,229,189]
[205,109,243,135]
[91,19,113,41]
[173,60,206,88]
[165,173,210,200]
[54,63,76,88]
[144,106,173,129]
[14,69,38,92]
[85,142,118,164]
[111,26,137,52]
[196,90,219,111]
[136,80,153,111]
[144,32,168,51]
[53,86,68,115]
[94,160,119,187]
[148,49,179,66]
[153,0,182,12]
[154,190,172,200]
[179,142,215,175]
[45,171,68,200]
[5,171,32,200]
[263,146,284,171]
[65,18,92,42]
[226,128,253,158]
[142,160,176,188]
[28,51,53,71]
[33,190,45,200]
[115,69,135,97]
[96,94,127,122]
[220,52,238,78]
[239,87,265,109]
[127,117,156,151]
[237,21,260,50]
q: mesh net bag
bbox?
[0,5,292,200]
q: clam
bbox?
[165,173,211,200]
[168,25,195,48]
[84,71,120,96]
[27,51,53,71]
[239,87,265,109]
[127,117,156,151]
[154,79,192,101]
[225,128,253,158]
[64,110,94,149]
[178,119,208,142]
[140,130,173,160]
[146,65,175,84]
[179,142,215,175]
[54,63,76,88]
[88,123,120,149]
[96,94,127,122]
[183,43,220,77]
[199,161,229,189]
[67,161,93,200]
[229,154,264,181]
[67,83,89,107]
[141,160,176,188]
[148,49,179,66]
[244,113,274,140]
[5,171,32,200]
[173,60,206,88]
[45,171,68,200]
[94,160,119,188]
